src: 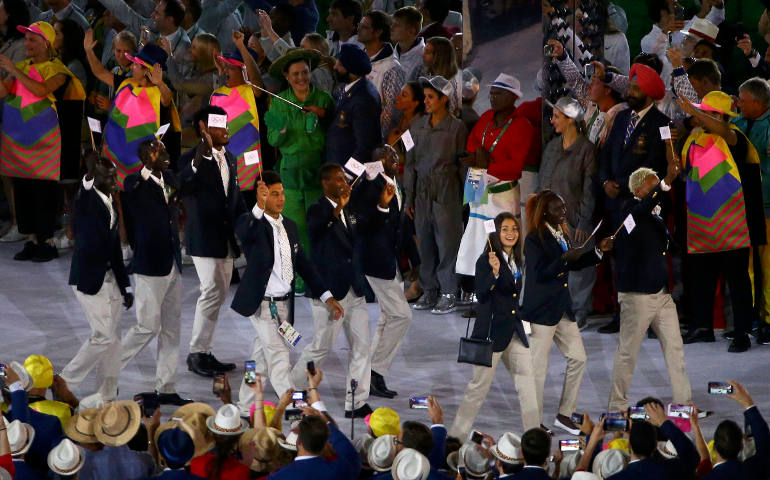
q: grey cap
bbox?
[462,68,481,99]
[546,96,585,121]
[608,3,628,34]
[419,75,453,98]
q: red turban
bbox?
[629,63,665,101]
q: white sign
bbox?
[244,149,261,166]
[208,114,228,129]
[659,126,672,140]
[364,161,384,179]
[401,129,415,151]
[87,117,102,133]
[380,172,396,186]
[623,214,636,234]
[483,219,496,234]
[155,123,170,137]
[345,157,366,177]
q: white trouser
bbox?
[449,335,540,439]
[120,267,182,393]
[367,273,412,375]
[61,271,123,403]
[456,186,519,276]
[292,290,371,410]
[189,256,233,353]
[237,299,295,414]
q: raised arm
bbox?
[84,29,116,87]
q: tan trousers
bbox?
[367,273,412,375]
[292,290,371,410]
[237,299,294,415]
[120,267,182,394]
[529,316,586,420]
[449,335,540,439]
[608,289,692,411]
[189,256,233,353]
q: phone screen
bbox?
[571,413,584,425]
[628,406,647,420]
[409,396,429,409]
[605,418,629,432]
[244,360,257,385]
[0,364,6,378]
[213,374,226,394]
[284,409,303,422]
[708,382,734,395]
[667,403,694,419]
[560,439,580,452]
[293,391,308,408]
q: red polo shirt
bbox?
[467,107,536,181]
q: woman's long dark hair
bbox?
[483,212,522,269]
[526,190,566,242]
[2,0,29,42]
[207,435,240,480]
[405,81,426,115]
[56,19,88,69]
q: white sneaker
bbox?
[554,416,582,436]
[0,225,25,243]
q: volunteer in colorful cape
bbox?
[456,73,535,284]
[449,212,540,440]
[103,42,179,189]
[677,91,766,353]
[263,48,334,287]
[0,21,85,262]
[210,30,265,193]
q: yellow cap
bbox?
[694,90,739,117]
[707,439,718,464]
[24,355,53,389]
[367,407,401,437]
[607,438,630,453]
[16,22,56,47]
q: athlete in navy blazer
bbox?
[326,70,382,165]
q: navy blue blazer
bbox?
[267,423,361,480]
[306,196,368,300]
[473,252,529,351]
[12,460,44,480]
[704,406,770,480]
[509,466,554,479]
[350,175,404,280]
[122,170,182,276]
[615,184,671,294]
[179,146,247,258]
[8,390,65,472]
[606,459,664,480]
[326,77,383,165]
[68,184,131,296]
[520,230,601,326]
[231,210,327,322]
[598,106,669,218]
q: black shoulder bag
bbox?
[457,315,493,367]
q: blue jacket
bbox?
[473,252,528,351]
[8,390,64,472]
[608,420,699,480]
[267,423,361,480]
[12,460,45,480]
[509,466,554,479]
[326,77,382,166]
[703,406,770,480]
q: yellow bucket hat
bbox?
[367,407,401,437]
[24,355,53,389]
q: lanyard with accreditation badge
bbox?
[481,113,515,154]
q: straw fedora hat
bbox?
[64,408,100,444]
[47,439,86,476]
[178,412,215,457]
[7,420,35,457]
[206,404,249,436]
[171,402,216,421]
[93,401,142,446]
[368,434,397,472]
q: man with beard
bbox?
[180,105,247,377]
[119,138,192,405]
[326,43,383,166]
[597,63,671,334]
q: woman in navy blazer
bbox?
[521,190,612,435]
[449,212,540,440]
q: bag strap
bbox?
[465,315,493,341]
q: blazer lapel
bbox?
[146,176,167,204]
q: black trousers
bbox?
[688,248,756,336]
[13,177,57,242]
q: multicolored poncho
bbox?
[682,126,758,253]
[210,84,262,190]
[104,79,180,189]
[0,58,84,181]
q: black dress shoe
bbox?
[157,392,194,406]
[206,353,236,372]
[32,243,58,262]
[598,319,620,334]
[13,241,37,261]
[539,424,554,437]
[345,403,374,418]
[186,353,216,377]
[682,329,716,344]
[370,371,397,398]
[728,334,751,353]
[723,330,735,340]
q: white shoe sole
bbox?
[554,417,581,435]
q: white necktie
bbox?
[276,221,293,283]
[214,150,229,196]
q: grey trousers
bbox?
[414,196,463,295]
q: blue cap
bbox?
[157,428,195,469]
[339,43,372,76]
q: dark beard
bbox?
[334,69,352,84]
[626,95,646,111]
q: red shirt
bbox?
[0,454,14,477]
[190,453,250,480]
[467,108,536,181]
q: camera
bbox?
[544,44,554,57]
[667,403,694,419]
[409,396,429,409]
[628,406,648,420]
[469,430,483,444]
[244,360,257,385]
[284,409,303,422]
[212,373,226,395]
[571,413,584,425]
[708,381,734,395]
[560,439,580,452]
[292,391,308,408]
[585,64,595,78]
[605,418,629,432]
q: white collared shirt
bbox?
[141,166,168,202]
[326,197,348,228]
[194,147,230,196]
[632,102,654,124]
[252,204,333,302]
[83,175,116,228]
[344,78,361,93]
